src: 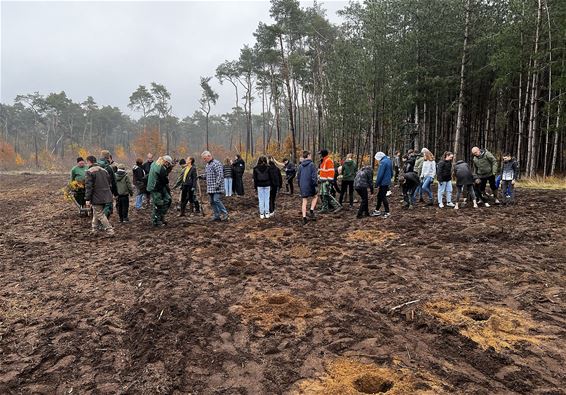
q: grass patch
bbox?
[516,177,566,190]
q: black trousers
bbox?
[375,185,390,213]
[116,194,129,220]
[356,187,369,216]
[479,175,498,198]
[286,175,295,194]
[180,186,200,213]
[269,186,278,213]
[233,174,244,195]
[402,184,417,206]
[340,180,354,206]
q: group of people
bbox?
[69,144,519,234]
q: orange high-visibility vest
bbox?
[319,156,335,181]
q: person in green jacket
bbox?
[471,146,500,204]
[115,163,134,222]
[339,153,357,208]
[70,157,87,206]
[147,155,174,227]
[98,150,118,217]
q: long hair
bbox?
[423,149,434,161]
[257,156,267,166]
[224,158,231,166]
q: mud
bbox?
[0,173,565,394]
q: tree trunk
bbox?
[527,0,542,177]
[279,34,297,162]
[453,0,471,160]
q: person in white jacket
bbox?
[420,149,436,206]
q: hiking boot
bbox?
[446,202,455,208]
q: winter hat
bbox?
[319,149,329,157]
[117,163,126,170]
[163,155,173,164]
[374,152,386,161]
[421,147,428,154]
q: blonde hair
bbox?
[423,149,434,161]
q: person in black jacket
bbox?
[253,156,273,219]
[400,171,420,209]
[436,151,455,208]
[132,158,146,209]
[232,154,245,196]
[454,160,479,209]
[283,158,296,194]
[268,156,283,216]
[177,157,200,216]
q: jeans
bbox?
[257,186,270,215]
[375,185,390,213]
[224,177,233,197]
[437,181,453,204]
[501,180,515,203]
[209,193,228,219]
[421,176,434,202]
[135,192,144,209]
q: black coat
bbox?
[253,164,272,188]
[269,163,283,188]
[454,160,474,186]
[132,165,146,191]
[232,158,245,176]
[437,160,453,182]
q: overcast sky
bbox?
[1,0,348,118]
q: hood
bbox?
[255,164,269,171]
[87,165,103,173]
[456,160,466,165]
[301,159,313,167]
[374,152,386,161]
[115,169,127,180]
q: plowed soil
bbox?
[1,173,565,394]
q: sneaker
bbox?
[473,202,478,208]
[439,203,444,208]
[221,213,230,221]
[495,199,500,204]
[454,204,459,210]
[370,210,382,217]
[260,214,265,219]
[382,212,390,219]
[446,202,455,208]
[106,229,115,236]
[484,203,490,208]
[386,190,392,196]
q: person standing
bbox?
[339,153,357,208]
[84,155,114,236]
[253,156,272,219]
[354,164,374,218]
[437,151,455,208]
[297,151,319,225]
[232,154,245,196]
[99,150,118,217]
[393,150,401,183]
[318,149,342,213]
[142,153,154,203]
[283,158,296,194]
[371,151,393,218]
[132,158,147,209]
[223,158,234,197]
[471,146,500,204]
[202,151,229,221]
[146,155,174,227]
[70,157,87,207]
[413,149,425,202]
[420,149,436,206]
[500,153,519,205]
[115,163,134,222]
[177,157,200,216]
[268,156,283,216]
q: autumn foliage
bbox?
[132,129,163,159]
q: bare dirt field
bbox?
[0,173,565,394]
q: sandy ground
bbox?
[0,173,564,394]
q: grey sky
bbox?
[1,1,348,118]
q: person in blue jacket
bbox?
[297,150,319,225]
[371,151,393,218]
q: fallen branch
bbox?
[390,299,420,312]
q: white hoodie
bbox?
[421,160,436,179]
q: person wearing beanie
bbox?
[371,151,393,218]
[146,155,174,227]
[114,163,134,222]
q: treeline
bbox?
[1,0,565,177]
